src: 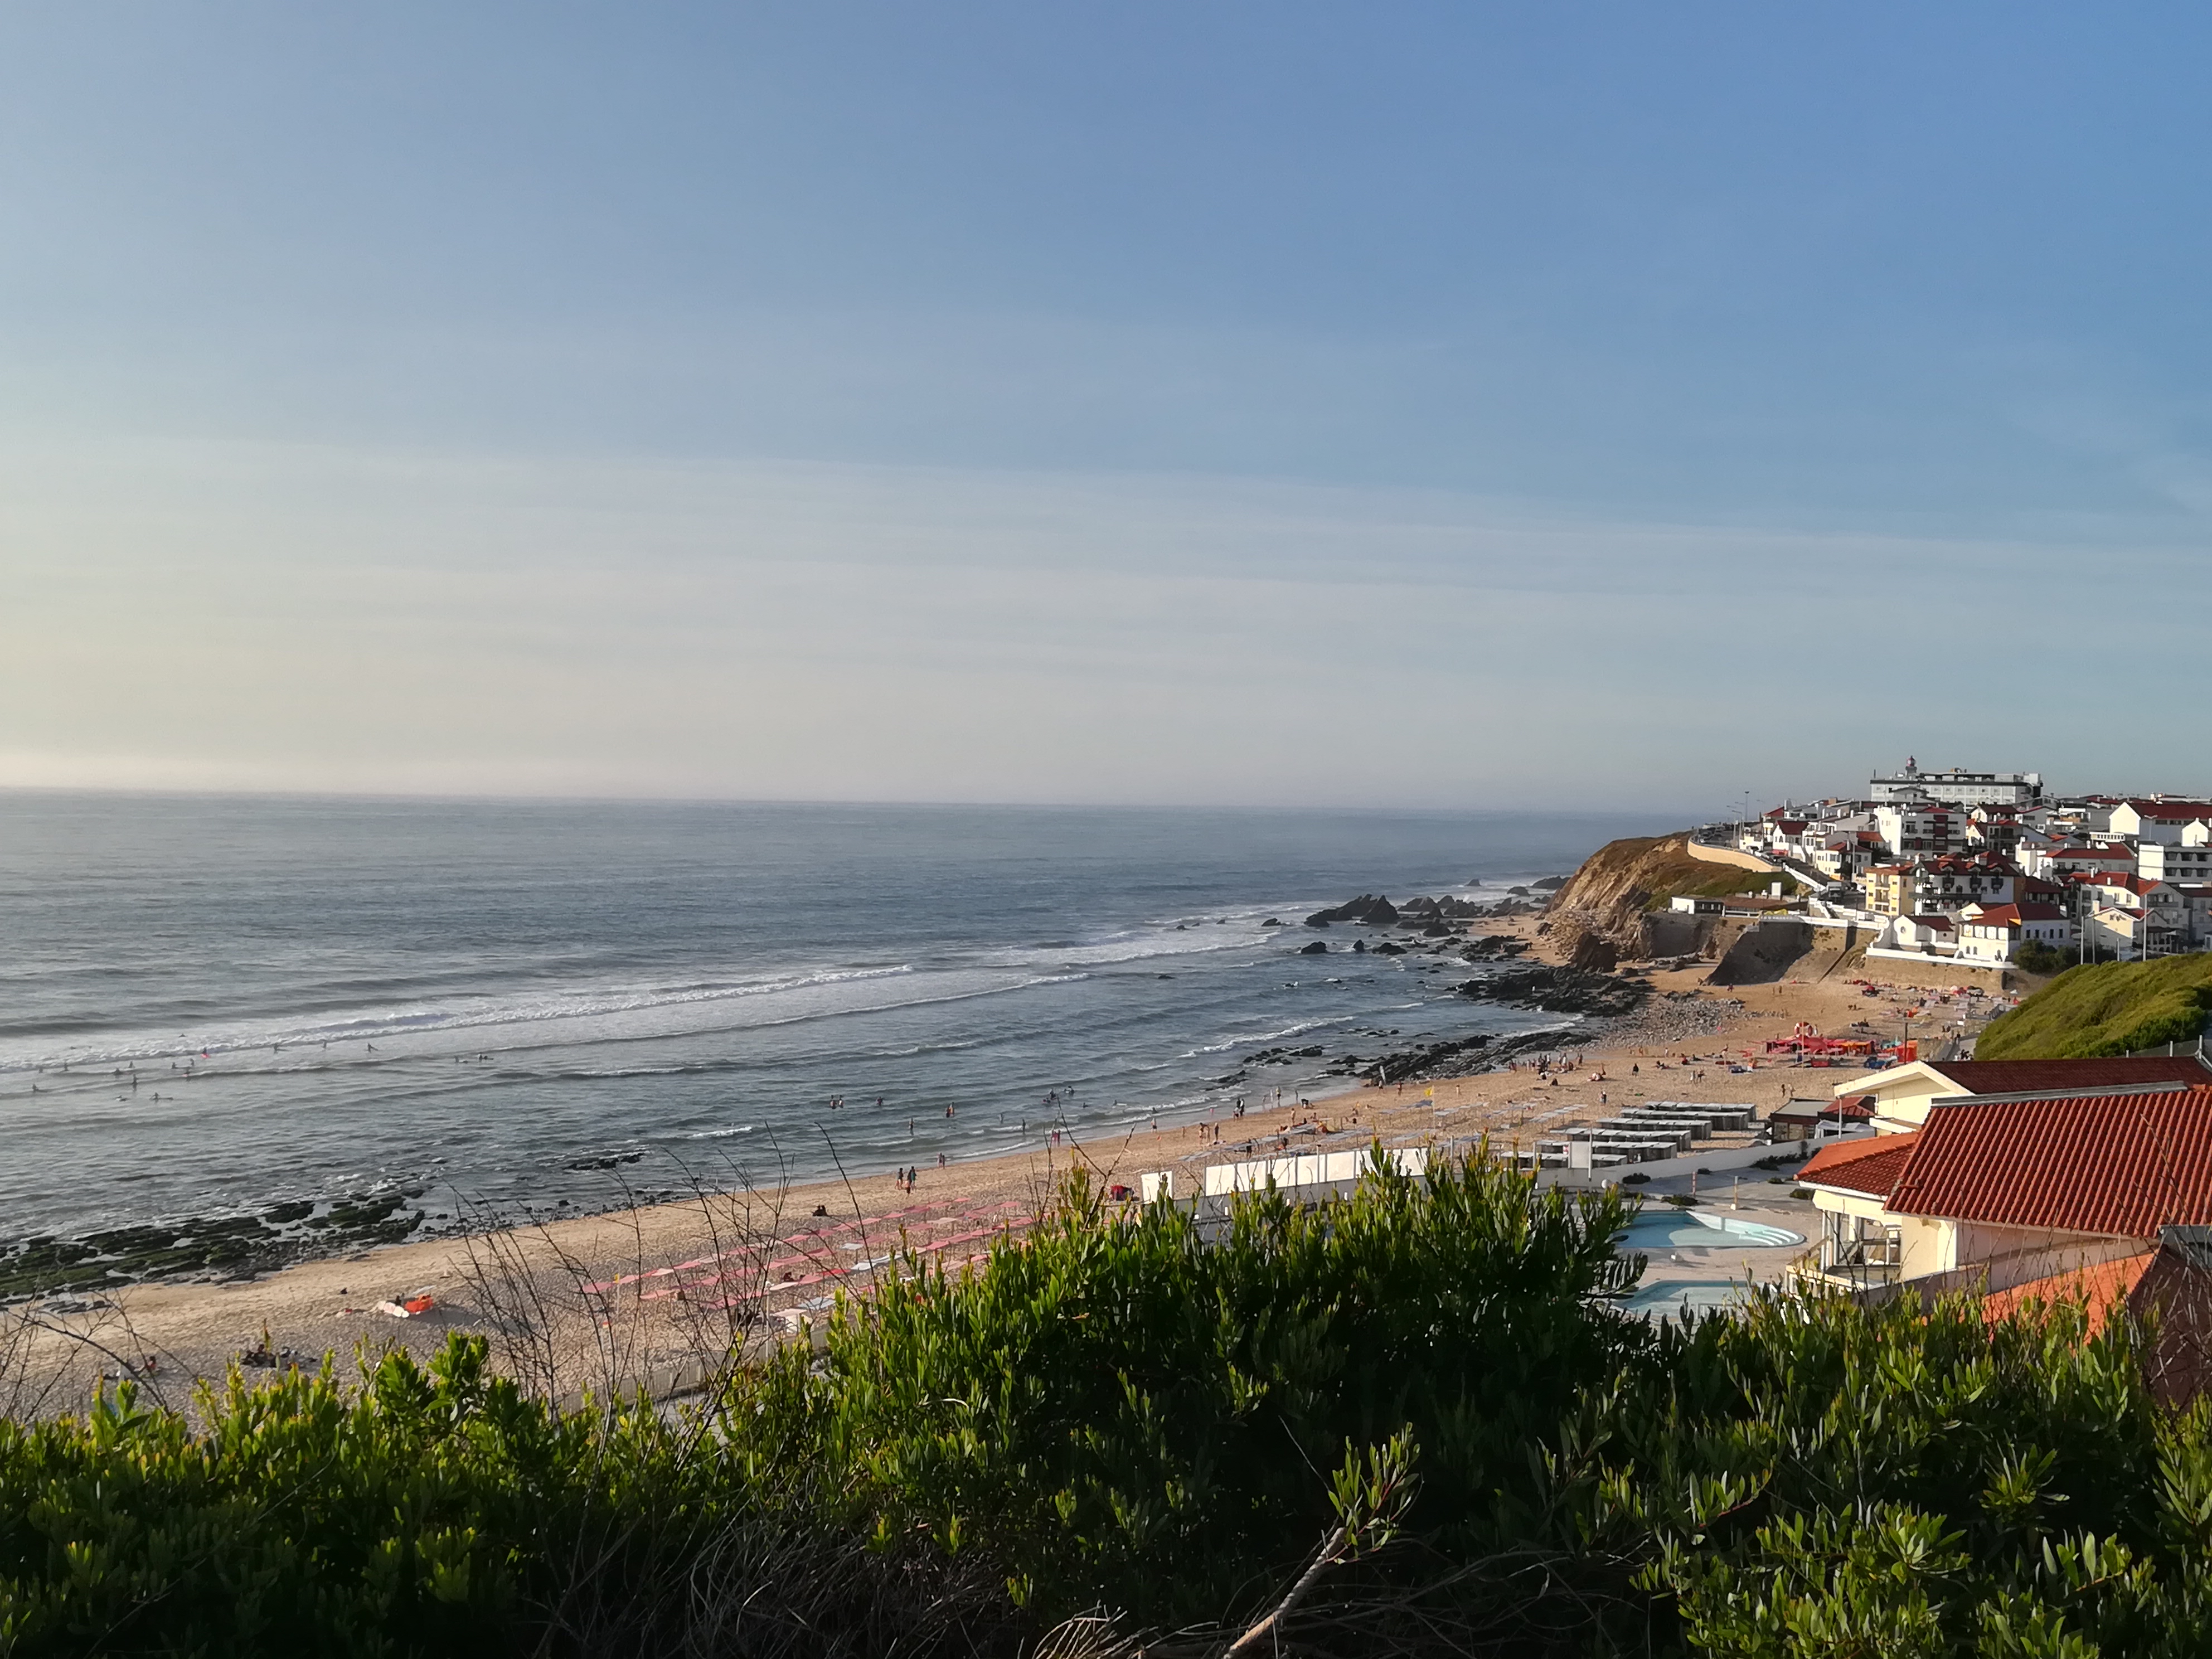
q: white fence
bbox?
[1141,1146,1430,1203]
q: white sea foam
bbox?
[0,963,932,1071]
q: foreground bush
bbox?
[768,1157,1644,1629]
[12,1153,2212,1656]
[0,1338,1015,1658]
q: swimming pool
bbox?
[1621,1279,1747,1320]
[1616,1210,1805,1251]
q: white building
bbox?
[1879,913,1959,955]
[2078,874,2187,959]
[2140,842,2212,885]
[2108,801,2212,846]
[1956,901,2071,964]
[1874,804,1968,858]
[1870,760,2045,808]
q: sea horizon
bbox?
[0,792,1673,1265]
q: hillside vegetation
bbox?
[12,1159,2212,1655]
[1977,952,2212,1059]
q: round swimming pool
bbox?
[1616,1210,1805,1251]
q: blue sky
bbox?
[2,5,2208,811]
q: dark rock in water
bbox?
[1307,894,1399,926]
[1372,941,1406,955]
[1262,918,1282,926]
[1299,940,1329,954]
[1352,938,1367,953]
[567,1151,646,1171]
[1532,875,1568,890]
[1462,933,1529,958]
[1244,1045,1326,1065]
[1421,921,1454,937]
[1467,877,1482,886]
[1508,885,1531,896]
[1456,964,1648,1018]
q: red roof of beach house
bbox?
[1771,1095,1875,1126]
[1798,1132,1923,1200]
[1887,1085,2212,1239]
[1919,1058,2212,1098]
[1980,1251,2157,1328]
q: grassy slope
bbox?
[1975,952,2212,1059]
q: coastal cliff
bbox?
[1543,832,1779,966]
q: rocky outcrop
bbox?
[1306,894,1400,926]
[1539,832,1760,962]
[1456,964,1650,1018]
[1399,894,1488,919]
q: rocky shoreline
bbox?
[0,1190,440,1305]
[8,884,1593,1304]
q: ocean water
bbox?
[0,794,1668,1243]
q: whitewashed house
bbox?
[1956,901,2071,964]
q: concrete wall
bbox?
[1640,909,1712,958]
[1707,919,1817,986]
[1855,953,2013,993]
[1538,1138,1810,1189]
[1687,842,1782,874]
[1858,1233,2153,1305]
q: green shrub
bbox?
[17,1154,2212,1656]
[768,1154,1642,1626]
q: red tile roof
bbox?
[1774,1095,1875,1124]
[1888,1086,2212,1239]
[1981,1251,2156,1329]
[2086,874,2167,896]
[1799,1132,1922,1199]
[2122,799,2212,820]
[1962,903,2067,927]
[1927,1056,2212,1098]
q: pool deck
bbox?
[1597,1167,1820,1320]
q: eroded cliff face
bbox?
[1543,833,1723,964]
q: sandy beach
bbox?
[6,907,2006,1417]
